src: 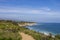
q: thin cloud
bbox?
[0,6,59,16]
[40,7,51,11]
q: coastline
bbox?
[25,24,56,38]
[26,27,55,38]
[25,23,60,36]
[0,20,60,40]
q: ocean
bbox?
[26,23,60,35]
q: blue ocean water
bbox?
[26,23,60,35]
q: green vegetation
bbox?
[0,29,21,40]
[0,20,22,40]
[0,20,60,40]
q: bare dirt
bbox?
[19,32,35,40]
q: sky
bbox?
[0,0,60,22]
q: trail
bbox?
[19,32,35,40]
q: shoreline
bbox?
[26,27,56,38]
[25,23,60,35]
[25,25,56,38]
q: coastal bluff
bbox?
[18,22,36,26]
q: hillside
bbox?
[0,20,60,40]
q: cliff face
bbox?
[18,22,36,26]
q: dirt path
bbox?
[19,32,35,40]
